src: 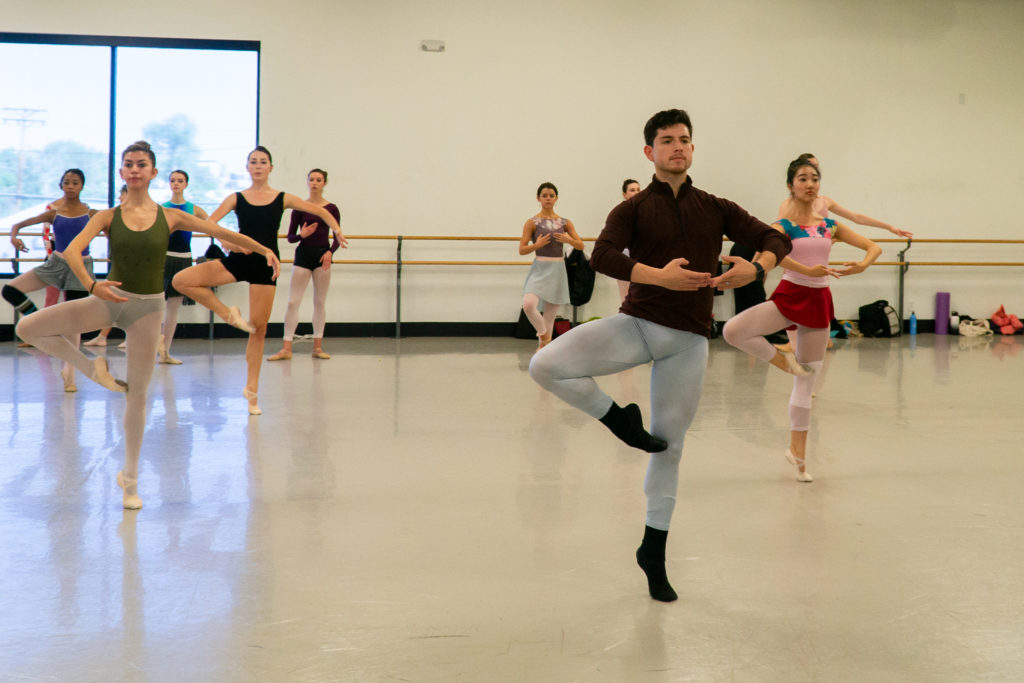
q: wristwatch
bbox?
[752,262,765,283]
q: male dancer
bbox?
[529,109,792,602]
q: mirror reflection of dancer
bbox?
[722,158,881,482]
[156,169,209,364]
[518,182,584,349]
[530,109,792,602]
[267,168,342,361]
[5,169,99,391]
[172,146,344,415]
[16,141,279,509]
[616,179,642,303]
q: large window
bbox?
[0,33,259,271]
[0,43,110,237]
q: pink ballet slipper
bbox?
[117,471,142,510]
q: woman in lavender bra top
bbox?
[518,182,584,349]
[722,158,881,483]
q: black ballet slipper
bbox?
[636,546,678,603]
[599,403,668,453]
[636,525,677,602]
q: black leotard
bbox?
[235,192,284,256]
[219,192,284,286]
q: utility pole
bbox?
[2,107,47,211]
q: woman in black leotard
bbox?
[172,146,346,415]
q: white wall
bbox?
[4,0,1023,328]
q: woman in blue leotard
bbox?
[5,169,99,391]
[156,169,209,364]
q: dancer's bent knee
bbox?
[3,284,38,315]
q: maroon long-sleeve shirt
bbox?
[287,203,342,252]
[591,175,792,338]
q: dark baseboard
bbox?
[1,321,519,342]
[9,318,1016,342]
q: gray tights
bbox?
[529,314,708,530]
[16,290,165,482]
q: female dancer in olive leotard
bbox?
[17,140,279,509]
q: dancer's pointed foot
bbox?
[243,388,262,415]
[117,471,143,510]
[117,340,127,350]
[92,357,128,392]
[780,350,814,377]
[61,363,77,392]
[82,335,107,347]
[537,333,552,349]
[226,306,255,334]
[785,449,814,482]
[267,349,292,361]
[599,403,668,453]
[311,349,330,359]
[636,546,678,602]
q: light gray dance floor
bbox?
[1,333,1022,681]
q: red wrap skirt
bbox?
[769,279,833,329]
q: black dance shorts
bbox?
[294,244,330,271]
[220,250,277,287]
[163,254,196,303]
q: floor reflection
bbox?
[1,334,1022,680]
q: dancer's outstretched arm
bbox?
[824,197,912,238]
[283,194,347,249]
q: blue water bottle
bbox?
[909,311,917,336]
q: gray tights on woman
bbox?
[17,291,165,484]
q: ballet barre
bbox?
[4,233,1024,338]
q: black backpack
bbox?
[858,299,901,337]
[564,248,596,306]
